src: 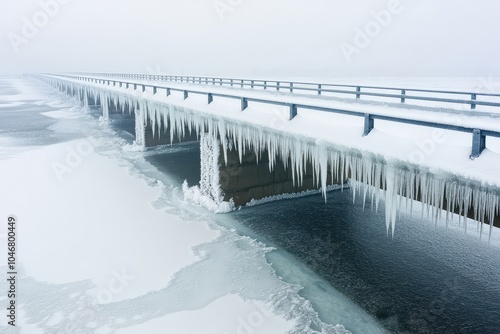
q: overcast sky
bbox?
[1,0,499,77]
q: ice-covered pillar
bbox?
[134,108,146,149]
[83,88,89,109]
[199,132,225,204]
[101,92,109,120]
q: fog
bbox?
[1,0,499,77]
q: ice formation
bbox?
[182,133,235,213]
[44,76,500,238]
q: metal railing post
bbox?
[153,86,157,95]
[356,86,361,99]
[290,83,293,93]
[318,84,322,95]
[401,89,406,103]
[183,90,188,99]
[264,81,267,90]
[277,82,280,91]
[289,104,297,120]
[471,93,477,110]
[166,88,171,96]
[241,97,248,111]
[208,93,213,104]
[142,85,145,92]
[363,114,374,136]
[471,129,486,158]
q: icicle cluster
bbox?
[44,76,500,238]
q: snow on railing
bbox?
[73,72,500,111]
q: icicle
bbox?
[385,166,397,237]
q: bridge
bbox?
[35,73,500,235]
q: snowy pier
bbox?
[37,73,500,236]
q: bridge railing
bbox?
[71,72,500,111]
[41,73,500,159]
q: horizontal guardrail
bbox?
[40,73,500,160]
[72,72,500,111]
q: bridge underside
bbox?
[219,147,341,206]
[101,98,198,146]
[217,143,500,227]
